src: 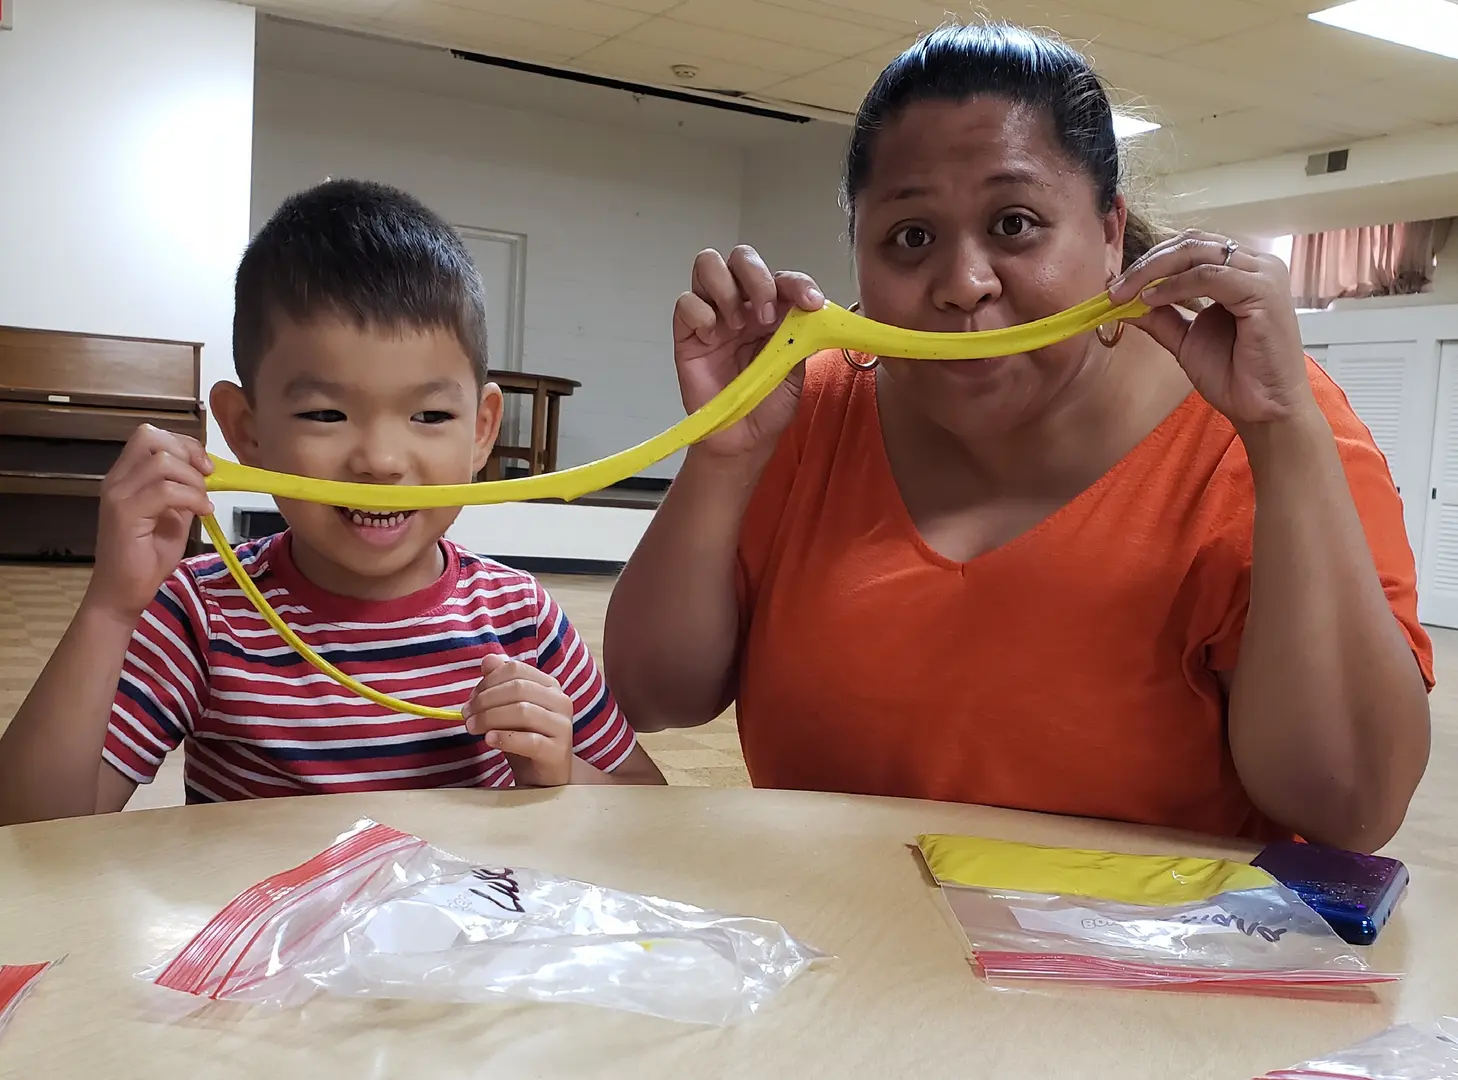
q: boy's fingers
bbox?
[464,699,571,739]
[109,449,209,505]
[478,656,559,691]
[127,481,214,522]
[483,729,557,762]
[465,681,572,724]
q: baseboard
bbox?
[484,555,624,576]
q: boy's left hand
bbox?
[463,654,575,787]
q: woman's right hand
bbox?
[674,245,824,459]
[85,425,214,622]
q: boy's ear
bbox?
[209,382,262,467]
[473,382,504,477]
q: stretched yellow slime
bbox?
[202,291,1148,721]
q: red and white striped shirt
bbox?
[103,533,636,802]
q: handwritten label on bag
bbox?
[1010,904,1289,945]
[364,868,529,954]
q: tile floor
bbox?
[1,562,1454,873]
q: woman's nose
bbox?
[930,238,1002,315]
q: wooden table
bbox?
[0,787,1451,1079]
[483,369,580,479]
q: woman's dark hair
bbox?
[843,23,1158,271]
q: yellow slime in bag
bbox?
[203,292,1149,720]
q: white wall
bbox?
[740,126,857,305]
[251,64,744,481]
[0,0,255,456]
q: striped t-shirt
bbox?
[103,532,637,803]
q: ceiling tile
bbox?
[799,0,967,33]
[1354,88,1458,128]
[663,0,904,56]
[1161,108,1349,168]
[1064,0,1282,38]
[985,0,1199,55]
[620,18,846,76]
[572,37,788,92]
[418,0,653,36]
[384,2,608,61]
[756,75,865,115]
[263,0,397,13]
[765,0,917,35]
[1166,19,1430,94]
[593,0,684,12]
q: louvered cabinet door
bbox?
[1322,342,1427,559]
[1420,344,1458,629]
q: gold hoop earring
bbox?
[841,302,880,370]
[1095,321,1125,348]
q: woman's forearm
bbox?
[1229,407,1430,851]
[605,448,769,731]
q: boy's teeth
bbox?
[345,509,410,528]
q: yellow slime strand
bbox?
[202,293,1148,720]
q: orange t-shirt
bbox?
[735,354,1434,840]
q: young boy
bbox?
[0,179,663,823]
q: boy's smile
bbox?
[212,316,500,601]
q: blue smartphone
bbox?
[1252,841,1408,946]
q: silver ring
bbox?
[1221,238,1239,266]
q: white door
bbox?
[458,228,527,446]
[1321,342,1428,557]
[1419,344,1458,628]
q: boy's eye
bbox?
[992,213,1034,237]
[297,409,346,423]
[413,410,455,425]
[892,225,933,250]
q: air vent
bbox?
[1306,148,1350,176]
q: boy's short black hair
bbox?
[233,179,489,393]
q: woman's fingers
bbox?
[1138,264,1268,316]
[1111,231,1257,306]
[691,248,747,331]
[727,246,781,326]
[774,271,826,313]
[1129,304,1196,361]
[673,290,723,347]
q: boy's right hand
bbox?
[674,246,824,460]
[87,425,213,621]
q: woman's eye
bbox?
[893,225,933,250]
[297,410,345,423]
[992,214,1033,237]
[413,410,454,425]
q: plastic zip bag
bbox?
[0,959,61,1038]
[918,835,1395,994]
[137,819,824,1025]
[1258,1017,1458,1078]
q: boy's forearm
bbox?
[0,601,136,825]
[567,746,666,786]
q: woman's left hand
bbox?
[1109,230,1315,429]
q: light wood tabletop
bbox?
[0,786,1450,1079]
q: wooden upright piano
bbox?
[0,325,205,559]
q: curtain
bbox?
[1290,218,1453,308]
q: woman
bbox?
[605,24,1432,849]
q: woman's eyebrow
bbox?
[879,167,1051,203]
